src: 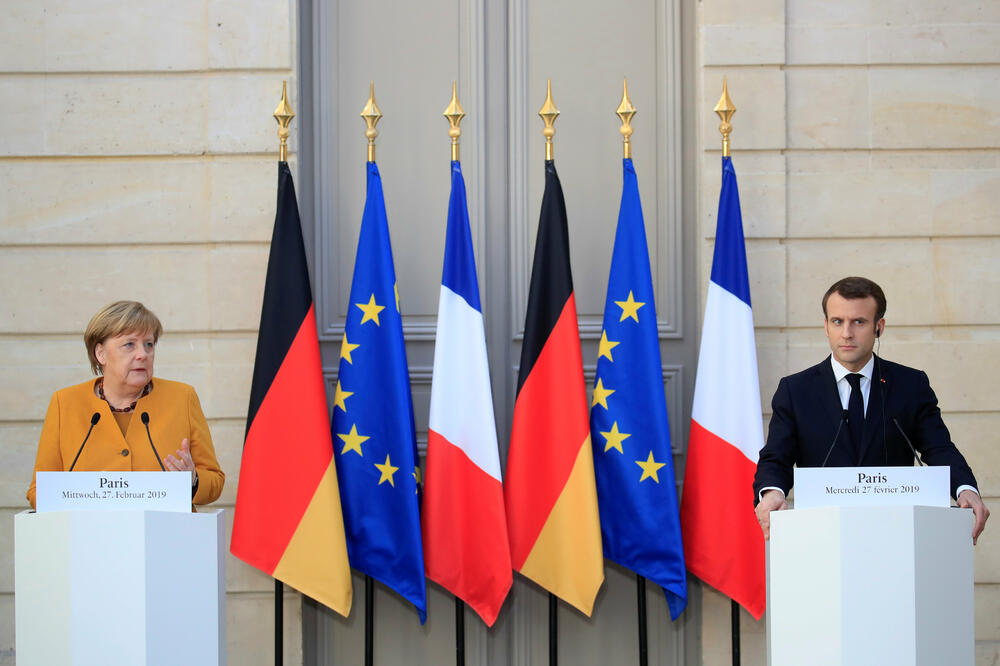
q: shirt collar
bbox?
[830,354,875,383]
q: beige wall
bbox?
[0,2,303,664]
[697,1,1000,664]
[2,1,997,665]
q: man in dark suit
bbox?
[753,277,989,544]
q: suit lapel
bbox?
[818,357,842,424]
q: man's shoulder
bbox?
[873,356,926,381]
[874,356,920,373]
[780,356,927,382]
[780,357,831,387]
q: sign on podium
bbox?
[793,466,949,509]
[35,470,192,513]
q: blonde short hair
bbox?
[84,301,163,375]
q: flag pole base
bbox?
[732,599,741,666]
[455,597,466,666]
[637,575,648,666]
[275,579,283,666]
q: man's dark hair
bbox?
[822,277,887,321]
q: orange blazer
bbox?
[27,378,224,508]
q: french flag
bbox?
[680,155,766,619]
[421,161,512,626]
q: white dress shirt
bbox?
[831,355,874,415]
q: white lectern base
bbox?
[768,505,973,666]
[15,509,226,666]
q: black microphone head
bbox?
[141,411,150,425]
[91,412,101,425]
[841,409,849,421]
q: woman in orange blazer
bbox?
[27,301,224,509]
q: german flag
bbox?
[504,160,604,615]
[231,161,352,616]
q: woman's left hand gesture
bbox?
[164,438,198,487]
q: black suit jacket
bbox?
[753,355,977,501]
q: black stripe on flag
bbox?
[245,162,314,436]
[516,161,574,395]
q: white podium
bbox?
[768,505,973,666]
[15,509,226,666]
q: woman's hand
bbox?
[164,438,199,487]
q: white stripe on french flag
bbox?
[690,280,764,463]
[428,285,502,481]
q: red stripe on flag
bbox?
[681,419,766,619]
[505,295,589,570]
[231,306,332,573]
[423,429,512,626]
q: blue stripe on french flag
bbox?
[440,163,482,313]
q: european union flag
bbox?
[590,158,687,619]
[331,161,426,621]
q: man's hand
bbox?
[755,489,788,541]
[957,489,990,545]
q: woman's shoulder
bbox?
[52,379,100,401]
[150,377,197,395]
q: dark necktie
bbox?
[846,373,865,461]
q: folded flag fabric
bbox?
[590,157,687,620]
[422,160,512,627]
[331,161,426,621]
[681,155,766,619]
[504,160,604,615]
[231,161,352,616]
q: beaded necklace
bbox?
[97,379,152,413]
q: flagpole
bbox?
[732,599,741,666]
[637,576,648,666]
[442,81,470,666]
[365,576,374,666]
[715,76,741,666]
[537,79,562,666]
[275,580,283,666]
[615,78,653,666]
[548,593,558,666]
[455,599,466,666]
[271,80,295,666]
[359,82,383,666]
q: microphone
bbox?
[140,412,167,471]
[821,410,850,467]
[891,417,924,467]
[69,412,101,471]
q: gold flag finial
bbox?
[443,81,466,162]
[361,81,383,163]
[538,79,560,161]
[273,80,295,162]
[617,77,637,160]
[714,76,736,157]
